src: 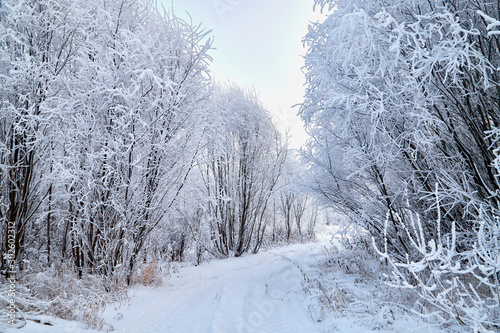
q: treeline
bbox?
[302,0,499,330]
[0,0,314,303]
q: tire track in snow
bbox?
[112,244,322,333]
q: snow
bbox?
[6,236,456,333]
[103,244,321,333]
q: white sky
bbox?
[163,0,324,149]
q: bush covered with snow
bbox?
[301,0,500,330]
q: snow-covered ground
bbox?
[104,244,322,333]
[6,234,456,333]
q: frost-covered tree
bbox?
[197,85,288,257]
[302,0,500,329]
[274,155,313,242]
[303,0,500,252]
[0,0,211,283]
[0,0,77,276]
[54,0,211,284]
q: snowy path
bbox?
[107,243,323,333]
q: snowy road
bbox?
[108,243,323,333]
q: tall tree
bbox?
[198,85,287,257]
[302,0,500,256]
[302,0,500,328]
[0,0,76,276]
[0,0,212,285]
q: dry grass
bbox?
[3,263,127,331]
[1,258,170,331]
[133,260,170,287]
[307,236,421,326]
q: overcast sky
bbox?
[164,0,324,149]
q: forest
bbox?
[1,0,500,332]
[0,0,315,328]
